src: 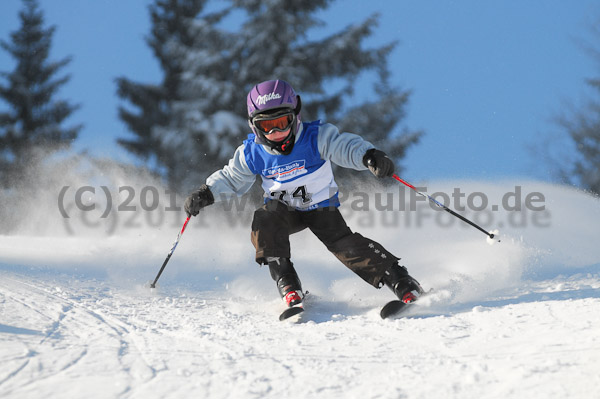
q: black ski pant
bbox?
[250,200,399,288]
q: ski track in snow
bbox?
[1,180,600,398]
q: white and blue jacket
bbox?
[206,120,374,210]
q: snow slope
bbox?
[1,180,599,398]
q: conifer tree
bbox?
[558,101,600,195]
[555,21,600,195]
[116,0,238,190]
[229,0,421,179]
[118,0,421,191]
[0,0,80,187]
[147,2,243,190]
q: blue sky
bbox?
[1,0,599,182]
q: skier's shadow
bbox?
[454,287,600,311]
[396,286,600,320]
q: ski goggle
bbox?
[252,112,294,134]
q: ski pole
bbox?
[392,174,497,241]
[150,215,191,288]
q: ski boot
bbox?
[267,257,304,308]
[382,263,424,304]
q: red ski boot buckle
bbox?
[284,291,302,307]
[401,291,417,304]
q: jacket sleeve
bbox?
[206,144,256,201]
[317,123,375,170]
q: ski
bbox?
[279,305,304,321]
[380,288,433,319]
[278,290,307,321]
[380,300,411,319]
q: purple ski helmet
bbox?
[247,79,302,155]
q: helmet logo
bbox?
[256,92,281,105]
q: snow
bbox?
[1,179,599,398]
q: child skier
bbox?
[184,79,424,315]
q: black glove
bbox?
[362,148,395,178]
[184,184,215,216]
